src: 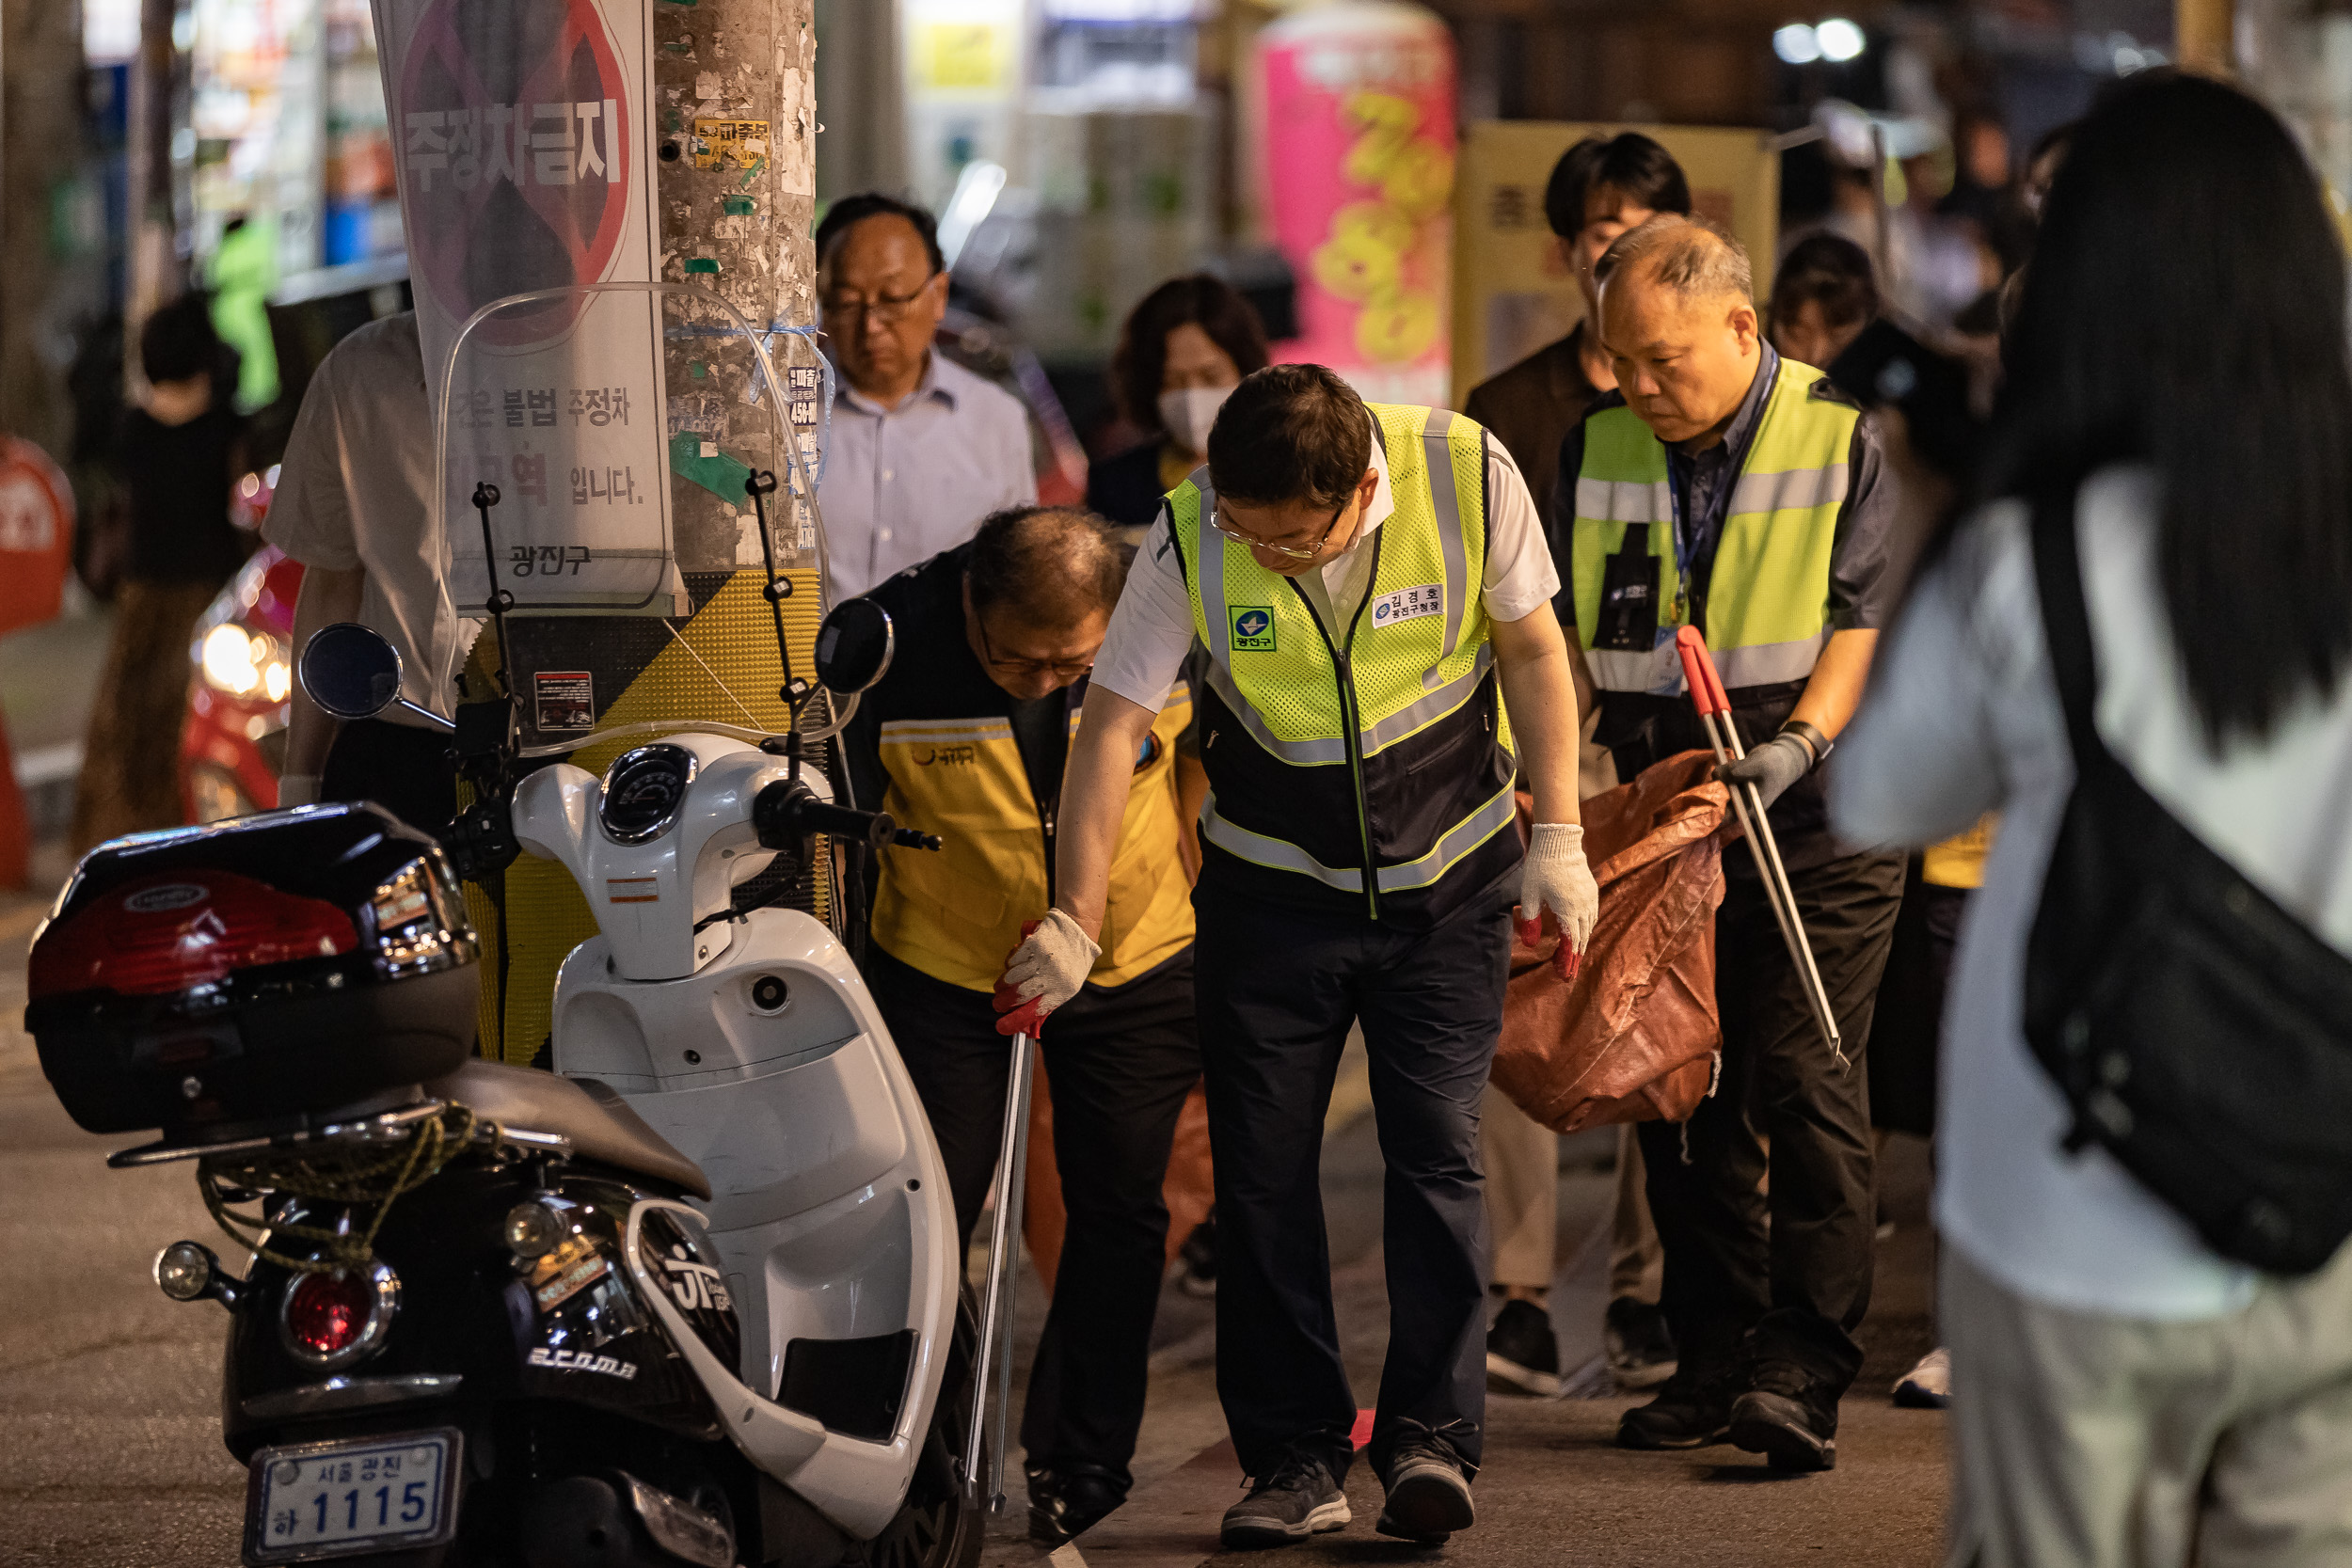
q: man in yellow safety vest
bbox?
[995,364,1596,1550]
[1554,214,1907,1472]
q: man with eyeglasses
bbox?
[816,193,1035,597]
[837,504,1205,1546]
[994,365,1597,1549]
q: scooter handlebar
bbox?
[752,780,941,852]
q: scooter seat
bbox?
[425,1060,712,1200]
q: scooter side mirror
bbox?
[300,623,405,721]
[813,600,894,696]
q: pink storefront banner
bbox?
[1259,3,1456,407]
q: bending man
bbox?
[998,365,1595,1550]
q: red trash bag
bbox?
[1492,750,1737,1132]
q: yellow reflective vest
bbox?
[1167,404,1519,926]
[870,686,1196,994]
[1569,355,1862,697]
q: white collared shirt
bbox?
[1089,410,1559,711]
[818,351,1037,599]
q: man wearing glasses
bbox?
[816,193,1035,597]
[837,504,1205,1546]
[996,365,1597,1548]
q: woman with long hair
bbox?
[1834,73,2352,1566]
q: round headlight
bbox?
[155,1240,217,1302]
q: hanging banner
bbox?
[373,0,677,613]
[1257,2,1456,407]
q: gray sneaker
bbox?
[1375,1440,1475,1544]
[1220,1452,1349,1548]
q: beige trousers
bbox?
[1482,1087,1663,1301]
[1944,1240,2352,1568]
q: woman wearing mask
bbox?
[1835,74,2352,1567]
[1086,275,1270,535]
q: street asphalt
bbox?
[0,858,1947,1568]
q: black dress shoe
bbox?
[1027,1464,1128,1544]
[1616,1365,1736,1449]
[1603,1296,1679,1391]
[1729,1372,1839,1473]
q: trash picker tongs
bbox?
[1674,626,1845,1067]
[962,1029,1035,1513]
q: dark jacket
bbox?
[1461,324,1603,530]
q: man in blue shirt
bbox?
[815,194,1035,597]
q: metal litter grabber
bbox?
[1674,627,1845,1067]
[962,1029,1036,1513]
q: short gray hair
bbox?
[1594,214,1753,305]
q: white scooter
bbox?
[293,475,1038,1567]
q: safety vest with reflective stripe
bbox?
[1569,356,1859,697]
[1168,404,1518,924]
[872,685,1196,992]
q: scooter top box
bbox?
[27,803,482,1135]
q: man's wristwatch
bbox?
[1779,720,1833,773]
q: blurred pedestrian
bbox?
[72,296,248,849]
[270,311,472,836]
[816,194,1034,597]
[1467,133,1690,522]
[1836,74,2352,1568]
[839,506,1202,1545]
[1769,233,1879,373]
[1558,214,1906,1471]
[1089,275,1270,536]
[1466,129,1692,1401]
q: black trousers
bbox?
[1637,846,1905,1404]
[866,945,1200,1493]
[1868,859,1971,1139]
[321,718,456,839]
[1193,871,1514,1485]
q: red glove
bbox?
[991,919,1056,1038]
[1515,912,1582,983]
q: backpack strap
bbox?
[2026,486,2113,773]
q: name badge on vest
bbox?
[1593,528,1661,652]
[1369,584,1443,628]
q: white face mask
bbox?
[1157,385,1232,457]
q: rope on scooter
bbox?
[195,1102,513,1275]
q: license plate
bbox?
[243,1429,462,1564]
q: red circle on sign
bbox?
[0,437,72,637]
[397,0,634,345]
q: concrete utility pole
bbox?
[3,0,93,453]
[649,0,820,575]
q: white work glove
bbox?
[1517,823,1599,980]
[993,908,1100,1037]
[278,773,322,808]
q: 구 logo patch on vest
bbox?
[1230,606,1277,651]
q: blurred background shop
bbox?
[805,0,2208,463]
[0,0,2323,865]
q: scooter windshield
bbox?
[429,282,835,755]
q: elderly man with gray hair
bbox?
[1545,214,1908,1472]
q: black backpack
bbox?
[2024,487,2352,1275]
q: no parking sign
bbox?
[371,0,676,614]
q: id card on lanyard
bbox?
[1591,468,1698,653]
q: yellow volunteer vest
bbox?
[1570,356,1861,696]
[871,684,1196,991]
[1168,404,1518,921]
